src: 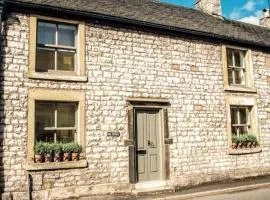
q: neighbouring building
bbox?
[1,0,270,199]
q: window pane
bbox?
[57,50,75,71]
[58,24,76,46]
[57,104,76,127]
[228,69,233,84]
[56,130,75,143]
[230,107,238,124]
[38,22,56,45]
[239,108,247,124]
[234,51,241,67]
[227,50,233,66]
[36,103,55,128]
[231,126,238,135]
[35,130,55,142]
[234,69,243,84]
[239,126,248,134]
[36,48,55,72]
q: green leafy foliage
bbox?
[71,143,83,153]
[246,134,258,144]
[43,142,54,154]
[232,134,258,144]
[232,135,238,143]
[34,141,46,154]
[35,142,83,154]
[62,143,74,153]
[53,142,62,154]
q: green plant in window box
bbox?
[62,143,73,162]
[232,134,238,149]
[246,135,252,148]
[53,142,62,162]
[34,141,45,163]
[71,143,83,161]
[237,135,246,149]
[44,142,54,162]
[247,135,258,148]
[242,135,249,148]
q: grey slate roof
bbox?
[6,0,270,48]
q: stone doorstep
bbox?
[132,186,175,196]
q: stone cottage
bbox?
[1,0,270,199]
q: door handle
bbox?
[148,140,154,146]
[137,150,147,154]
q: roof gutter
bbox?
[3,0,270,50]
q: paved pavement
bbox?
[79,176,270,200]
[137,175,270,200]
[187,187,270,200]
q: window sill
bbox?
[228,147,262,155]
[26,160,88,171]
[224,85,257,93]
[28,71,88,82]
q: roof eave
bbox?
[4,0,270,50]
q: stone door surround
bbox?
[125,98,172,184]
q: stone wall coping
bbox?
[26,160,88,171]
[228,147,262,155]
[28,72,88,82]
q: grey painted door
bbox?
[136,109,161,182]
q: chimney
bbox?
[260,9,270,28]
[195,0,222,18]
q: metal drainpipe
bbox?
[27,172,32,200]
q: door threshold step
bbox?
[132,186,174,196]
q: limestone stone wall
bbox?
[1,12,270,199]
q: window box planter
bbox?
[33,142,83,163]
[231,134,258,150]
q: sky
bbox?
[160,0,269,25]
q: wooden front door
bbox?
[136,109,162,182]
